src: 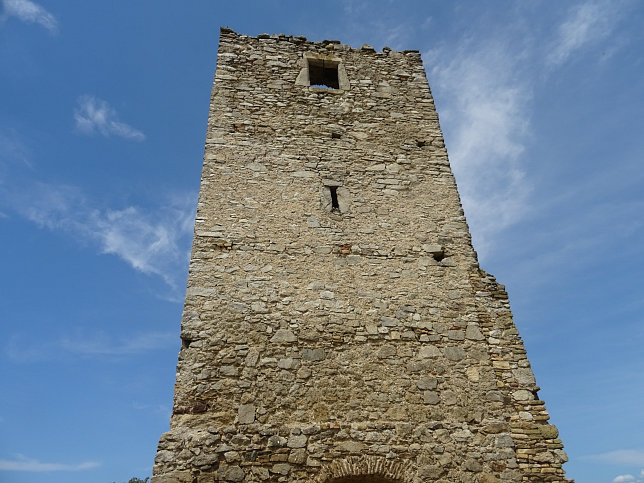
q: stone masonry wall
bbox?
[152,28,568,482]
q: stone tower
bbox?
[152,28,568,482]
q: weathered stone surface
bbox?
[270,329,297,343]
[287,435,307,448]
[418,345,440,358]
[539,424,560,439]
[513,389,535,401]
[417,376,438,390]
[301,348,325,361]
[152,27,568,483]
[495,434,515,448]
[271,463,291,475]
[466,323,485,340]
[288,448,307,464]
[221,465,245,481]
[513,367,537,386]
[445,346,466,361]
[267,435,287,448]
[193,453,218,467]
[237,404,255,424]
[423,391,440,405]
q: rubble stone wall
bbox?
[152,28,568,482]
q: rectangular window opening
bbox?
[309,59,339,89]
[329,186,340,211]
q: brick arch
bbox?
[316,456,409,483]
[327,477,398,483]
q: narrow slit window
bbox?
[329,186,340,211]
[308,59,339,89]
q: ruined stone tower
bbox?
[152,28,568,482]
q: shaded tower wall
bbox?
[153,28,568,483]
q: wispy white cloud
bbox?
[592,450,644,466]
[342,0,369,16]
[338,1,421,51]
[0,454,99,472]
[3,181,195,293]
[423,1,630,259]
[15,182,84,230]
[74,95,145,141]
[132,401,172,420]
[61,331,176,357]
[547,1,624,66]
[93,202,195,289]
[499,151,644,290]
[612,469,644,483]
[1,0,58,33]
[378,24,409,50]
[0,129,32,172]
[427,38,532,257]
[6,330,177,363]
[584,451,644,483]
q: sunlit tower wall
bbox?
[152,28,568,483]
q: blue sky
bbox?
[0,1,642,482]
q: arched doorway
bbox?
[317,456,407,483]
[327,477,398,483]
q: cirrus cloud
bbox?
[594,449,644,466]
[2,180,196,296]
[1,0,58,33]
[74,95,146,141]
[5,330,177,363]
[426,36,532,257]
[613,469,644,483]
[0,454,99,472]
[547,0,625,66]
